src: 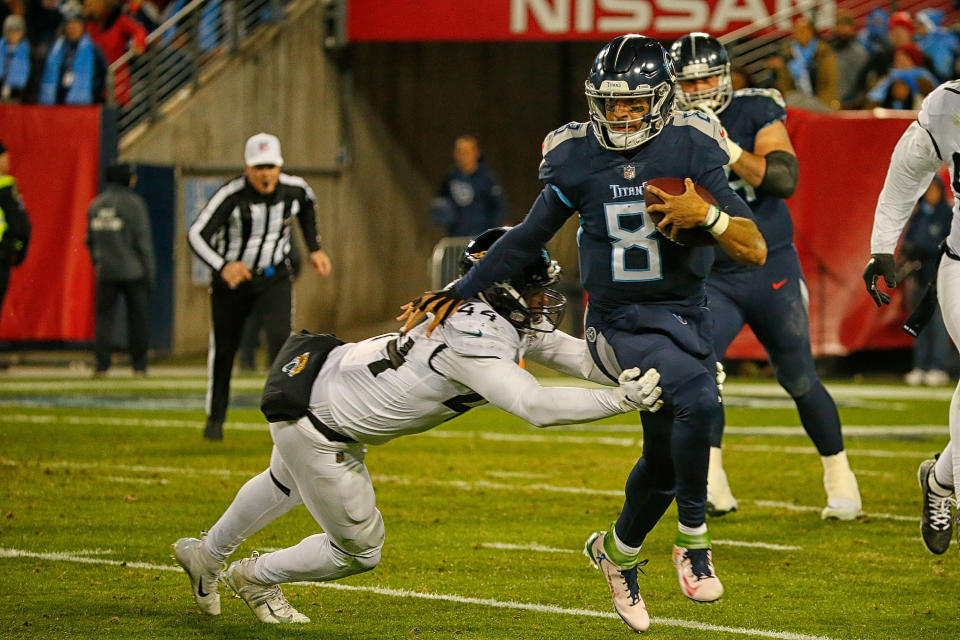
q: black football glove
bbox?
[862,253,896,306]
[397,287,465,336]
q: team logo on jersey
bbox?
[585,326,597,342]
[622,165,636,180]
[282,352,310,377]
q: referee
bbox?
[188,133,332,440]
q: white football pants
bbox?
[205,417,384,585]
[932,256,960,491]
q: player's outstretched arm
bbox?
[646,178,766,265]
[434,350,663,427]
[397,288,465,336]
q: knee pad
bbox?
[335,509,385,567]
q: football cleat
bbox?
[172,535,225,615]
[821,452,862,520]
[672,545,723,603]
[584,530,650,632]
[918,458,954,554]
[706,447,738,516]
[223,552,310,624]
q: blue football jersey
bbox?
[540,111,753,312]
[714,88,792,272]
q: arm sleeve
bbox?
[454,185,575,298]
[432,348,625,427]
[870,121,943,254]
[525,330,616,386]
[187,186,234,272]
[295,184,321,252]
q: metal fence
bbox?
[107,0,287,138]
[429,236,472,290]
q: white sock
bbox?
[821,450,852,474]
[612,528,641,557]
[678,522,708,536]
[933,442,955,495]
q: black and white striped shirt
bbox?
[188,174,321,275]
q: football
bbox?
[643,177,719,247]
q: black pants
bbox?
[0,266,9,320]
[95,278,151,372]
[207,274,292,424]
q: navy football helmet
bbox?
[669,33,733,113]
[585,34,677,151]
[460,227,566,334]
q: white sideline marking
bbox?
[483,539,802,553]
[750,501,914,522]
[1,457,919,522]
[105,475,169,485]
[486,471,549,479]
[556,424,948,437]
[481,542,575,553]
[729,444,928,459]
[0,547,839,640]
[0,413,947,444]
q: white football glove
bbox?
[716,361,726,402]
[618,367,664,413]
[695,104,742,165]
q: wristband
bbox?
[725,137,743,165]
[708,211,730,236]
[700,205,721,229]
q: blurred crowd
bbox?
[755,8,959,111]
[0,0,282,106]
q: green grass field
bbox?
[1,371,958,639]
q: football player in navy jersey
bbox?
[670,33,861,522]
[399,35,766,632]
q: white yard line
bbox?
[0,413,948,445]
[0,547,839,640]
[482,539,802,553]
[105,476,169,485]
[0,457,919,523]
[485,471,549,479]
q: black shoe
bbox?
[918,458,954,554]
[203,419,224,441]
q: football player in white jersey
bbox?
[863,79,960,555]
[172,227,667,623]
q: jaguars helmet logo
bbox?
[282,352,310,377]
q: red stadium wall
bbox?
[724,108,916,359]
[0,105,101,342]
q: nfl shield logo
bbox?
[623,165,636,180]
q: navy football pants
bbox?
[708,245,843,456]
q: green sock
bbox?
[675,530,711,550]
[602,524,639,569]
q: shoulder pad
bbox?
[438,301,520,359]
[733,87,786,107]
[542,122,589,157]
[672,110,725,147]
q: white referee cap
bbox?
[244,133,284,167]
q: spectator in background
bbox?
[902,176,953,387]
[85,0,146,106]
[858,7,889,59]
[769,14,839,111]
[1,15,31,101]
[866,44,939,109]
[429,135,506,238]
[86,163,154,376]
[38,3,107,104]
[830,10,868,109]
[24,0,62,56]
[0,139,31,322]
[916,9,959,82]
